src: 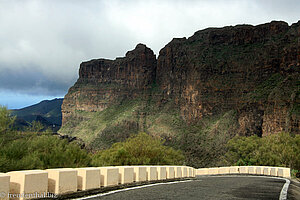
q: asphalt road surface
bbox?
[79,176,299,200]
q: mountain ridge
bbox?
[59,20,299,167]
[11,98,63,128]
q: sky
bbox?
[0,0,299,109]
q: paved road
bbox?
[80,176,298,200]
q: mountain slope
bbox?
[11,98,63,126]
[59,20,300,167]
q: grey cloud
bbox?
[0,66,72,96]
[0,0,299,99]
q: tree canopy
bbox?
[92,132,185,166]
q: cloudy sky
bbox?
[0,0,299,109]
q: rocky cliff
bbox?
[62,44,156,124]
[156,21,299,136]
[60,20,299,167]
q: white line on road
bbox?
[279,179,290,200]
[73,180,194,200]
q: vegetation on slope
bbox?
[11,98,63,131]
[0,106,91,172]
[0,105,184,172]
[0,134,91,172]
[2,103,299,176]
[92,132,184,166]
[59,99,143,149]
[59,69,299,169]
[60,94,239,168]
[0,105,15,133]
[244,73,299,105]
[224,132,300,176]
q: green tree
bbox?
[0,135,91,172]
[0,105,92,173]
[224,132,300,170]
[0,105,15,134]
[224,135,261,166]
[92,132,185,166]
[27,121,44,133]
[27,135,91,169]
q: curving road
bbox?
[76,175,299,200]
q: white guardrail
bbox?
[0,165,290,200]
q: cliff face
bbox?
[62,44,156,124]
[60,21,299,159]
[156,21,299,136]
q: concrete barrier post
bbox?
[186,167,190,177]
[146,166,157,181]
[278,168,290,178]
[0,173,10,200]
[256,166,264,175]
[270,167,278,177]
[99,167,119,187]
[218,167,230,174]
[157,166,167,180]
[208,168,219,175]
[263,167,271,176]
[76,167,101,191]
[191,168,194,177]
[196,168,209,175]
[239,166,248,174]
[174,166,182,178]
[187,167,193,177]
[166,166,175,179]
[248,166,256,174]
[46,168,77,195]
[182,167,188,177]
[229,166,239,174]
[133,166,147,182]
[8,170,48,200]
[118,166,134,184]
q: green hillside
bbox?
[11,98,63,129]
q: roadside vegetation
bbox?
[92,132,184,166]
[1,104,299,178]
[224,132,300,177]
[0,105,91,172]
[0,105,184,172]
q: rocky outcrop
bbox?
[156,20,299,135]
[62,44,157,124]
[61,20,299,139]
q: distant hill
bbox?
[11,98,63,131]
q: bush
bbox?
[0,135,91,172]
[224,132,300,170]
[92,132,185,166]
[0,105,92,172]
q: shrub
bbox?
[0,105,92,172]
[28,135,92,169]
[0,135,91,172]
[0,105,15,134]
[92,132,185,166]
[224,132,300,170]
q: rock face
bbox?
[156,21,299,136]
[62,44,157,124]
[61,20,300,141]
